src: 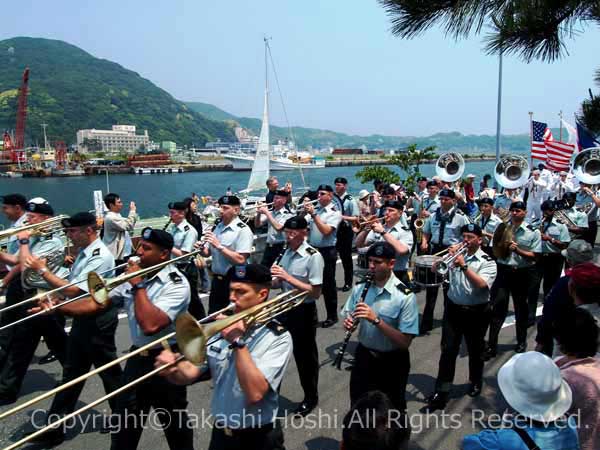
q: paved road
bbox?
[0,258,583,450]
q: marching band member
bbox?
[420,181,441,218]
[101,193,138,263]
[271,216,324,417]
[333,177,359,291]
[476,198,502,258]
[156,264,292,450]
[341,242,418,411]
[575,182,600,246]
[484,201,541,360]
[24,212,121,446]
[426,224,497,411]
[562,192,589,241]
[0,201,68,405]
[407,176,429,218]
[525,169,547,223]
[304,184,342,328]
[255,190,294,267]
[166,201,204,320]
[549,171,574,200]
[419,188,470,335]
[493,187,521,217]
[201,195,254,313]
[355,200,413,285]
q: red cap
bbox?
[567,262,600,289]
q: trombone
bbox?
[0,215,68,242]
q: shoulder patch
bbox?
[526,224,536,231]
[481,254,493,261]
[306,246,317,255]
[401,226,410,231]
[396,282,412,295]
[92,248,101,257]
[345,195,353,201]
[169,271,183,284]
[237,222,247,228]
[266,320,287,335]
[456,209,465,215]
[184,225,190,231]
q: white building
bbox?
[76,125,150,154]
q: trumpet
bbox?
[356,216,385,227]
[434,243,468,275]
[295,198,319,211]
[0,215,68,242]
[242,200,275,212]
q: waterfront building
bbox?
[76,125,150,154]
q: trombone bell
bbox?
[88,272,110,305]
[176,312,211,364]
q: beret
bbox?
[383,200,404,210]
[541,200,556,211]
[2,193,27,207]
[284,217,308,230]
[461,223,482,236]
[366,242,396,259]
[334,177,348,184]
[438,189,456,199]
[478,198,494,206]
[381,186,396,196]
[168,201,187,211]
[509,201,527,211]
[227,264,272,284]
[317,184,333,193]
[273,190,289,197]
[26,202,54,216]
[417,176,428,182]
[568,262,600,290]
[218,195,241,206]
[426,181,438,188]
[141,227,174,251]
[61,212,96,228]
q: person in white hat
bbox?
[463,351,580,450]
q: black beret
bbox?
[417,176,428,182]
[26,202,54,216]
[227,264,272,285]
[477,198,494,206]
[426,181,438,188]
[273,190,289,197]
[509,201,527,211]
[2,193,27,207]
[61,212,97,228]
[439,189,456,199]
[383,200,404,210]
[381,186,396,196]
[284,217,308,229]
[218,195,241,206]
[541,200,556,211]
[317,184,333,192]
[141,227,174,251]
[366,242,396,260]
[461,223,482,236]
[168,201,187,211]
[334,177,348,184]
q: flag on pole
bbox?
[576,121,600,150]
[545,140,575,171]
[531,121,553,161]
[561,119,579,149]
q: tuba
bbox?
[22,247,66,290]
[572,147,600,185]
[435,152,465,182]
[494,155,530,189]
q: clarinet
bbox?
[333,271,374,370]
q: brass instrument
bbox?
[496,207,511,221]
[435,152,465,182]
[21,246,66,290]
[295,198,319,211]
[356,216,385,227]
[0,215,68,243]
[434,242,468,275]
[572,147,600,185]
[492,222,515,259]
[494,155,530,189]
[414,193,425,242]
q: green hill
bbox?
[0,37,235,147]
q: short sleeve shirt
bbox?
[576,189,599,220]
[167,219,198,253]
[447,249,497,305]
[565,207,589,229]
[308,203,342,247]
[278,240,324,302]
[478,213,503,246]
[540,219,570,254]
[264,207,294,244]
[69,238,115,293]
[364,222,413,271]
[423,208,471,246]
[210,217,254,275]
[496,222,542,268]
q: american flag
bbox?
[546,140,575,171]
[531,120,553,161]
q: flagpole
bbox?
[559,110,563,141]
[529,111,534,166]
[495,50,503,170]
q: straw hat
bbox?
[358,189,370,200]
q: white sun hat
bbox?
[358,189,370,200]
[498,351,572,422]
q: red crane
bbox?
[55,141,67,169]
[2,68,29,163]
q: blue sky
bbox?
[4,1,600,136]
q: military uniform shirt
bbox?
[565,207,589,230]
[6,214,28,267]
[422,195,440,215]
[206,323,292,428]
[263,207,294,244]
[333,193,359,224]
[423,208,470,246]
[26,235,70,285]
[167,219,198,253]
[411,190,429,217]
[210,217,254,275]
[447,249,497,305]
[479,213,502,247]
[540,219,570,254]
[363,222,413,271]
[341,274,419,352]
[278,240,324,302]
[494,194,521,212]
[575,189,599,220]
[308,203,342,247]
[69,238,115,292]
[110,263,190,347]
[496,222,542,268]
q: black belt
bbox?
[497,264,532,271]
[266,242,284,248]
[213,421,274,437]
[359,343,407,358]
[214,274,227,280]
[449,301,488,311]
[541,252,562,257]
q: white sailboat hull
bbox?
[225,154,325,171]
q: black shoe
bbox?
[340,284,351,292]
[425,392,448,411]
[27,427,65,446]
[321,318,338,328]
[527,318,536,328]
[293,400,318,417]
[468,383,482,398]
[0,393,17,406]
[483,345,497,361]
[515,342,527,353]
[39,352,58,365]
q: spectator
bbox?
[479,174,492,193]
[555,308,600,450]
[463,351,580,450]
[567,262,600,324]
[101,193,138,262]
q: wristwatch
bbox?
[380,231,388,236]
[18,238,30,245]
[37,267,48,276]
[230,337,247,349]
[460,265,468,272]
[372,316,381,326]
[131,281,146,292]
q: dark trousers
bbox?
[350,344,410,411]
[0,277,26,366]
[208,275,230,314]
[422,244,449,332]
[435,302,490,392]
[261,243,285,268]
[487,265,534,348]
[336,224,354,286]
[316,246,338,321]
[178,262,206,320]
[48,312,122,417]
[208,421,285,450]
[111,349,194,450]
[528,253,564,322]
[279,302,319,403]
[583,220,598,248]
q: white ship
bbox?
[225,150,325,171]
[131,167,184,174]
